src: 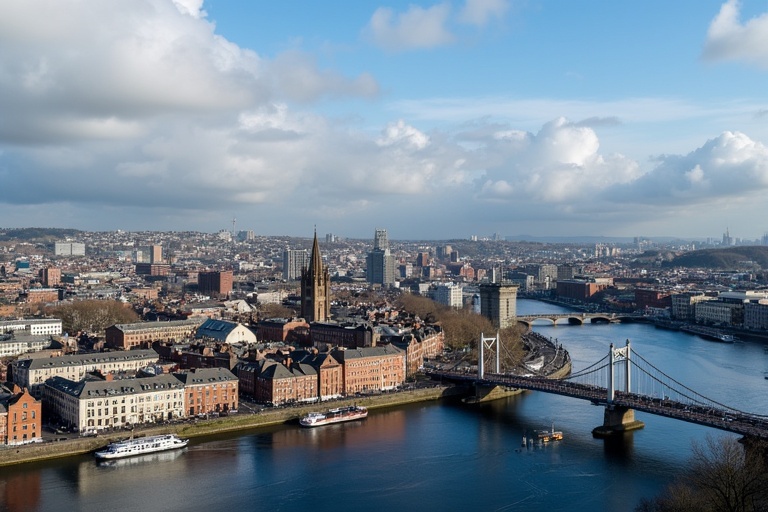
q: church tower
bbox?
[301,229,331,322]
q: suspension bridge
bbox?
[428,337,768,441]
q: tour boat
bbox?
[94,434,189,460]
[536,423,563,443]
[299,405,368,427]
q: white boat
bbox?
[94,434,189,460]
[299,405,368,428]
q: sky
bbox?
[2,0,768,241]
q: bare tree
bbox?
[636,436,768,512]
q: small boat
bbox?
[299,405,368,428]
[536,423,563,443]
[94,434,188,460]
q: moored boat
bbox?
[94,434,189,460]
[299,405,368,427]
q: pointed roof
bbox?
[308,228,323,276]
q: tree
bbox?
[47,300,139,334]
[636,436,768,512]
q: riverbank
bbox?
[0,385,461,468]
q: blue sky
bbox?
[2,0,768,241]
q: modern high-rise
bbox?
[54,241,85,256]
[150,245,163,264]
[366,229,396,286]
[479,282,519,329]
[301,231,330,323]
[283,249,308,281]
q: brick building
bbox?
[258,319,310,343]
[198,270,233,299]
[556,279,608,301]
[331,346,405,394]
[135,263,171,276]
[174,367,239,416]
[253,359,318,405]
[0,385,42,445]
[105,319,201,350]
[310,322,376,349]
[41,267,61,287]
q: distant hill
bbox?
[0,227,83,242]
[662,246,768,269]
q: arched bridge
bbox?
[429,339,768,440]
[516,312,644,327]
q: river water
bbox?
[2,300,768,512]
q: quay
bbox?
[0,385,459,468]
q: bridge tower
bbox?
[593,339,645,437]
[478,332,500,379]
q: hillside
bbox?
[662,246,768,269]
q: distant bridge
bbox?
[516,312,645,327]
[429,338,768,440]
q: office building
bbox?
[366,229,396,286]
[283,249,308,281]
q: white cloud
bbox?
[703,0,768,68]
[365,3,454,51]
[609,131,768,204]
[475,118,641,203]
[0,0,377,146]
[457,0,509,27]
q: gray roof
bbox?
[45,373,183,399]
[16,349,159,371]
[109,319,202,333]
[174,367,238,385]
[195,319,239,341]
[331,345,403,361]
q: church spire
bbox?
[301,227,330,322]
[309,228,322,278]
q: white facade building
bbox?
[0,319,62,336]
[432,283,464,308]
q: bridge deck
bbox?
[429,370,768,440]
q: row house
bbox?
[293,350,343,400]
[12,349,159,399]
[0,385,42,445]
[254,359,317,405]
[43,373,201,432]
[105,319,202,350]
[331,346,405,394]
[174,368,239,416]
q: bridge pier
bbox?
[592,405,645,437]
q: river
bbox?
[2,299,768,512]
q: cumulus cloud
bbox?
[0,0,377,146]
[703,0,768,68]
[609,131,768,204]
[475,118,640,203]
[457,0,509,27]
[364,0,511,51]
[365,3,454,51]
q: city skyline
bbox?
[2,1,768,239]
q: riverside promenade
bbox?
[0,385,460,468]
[1,332,571,468]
